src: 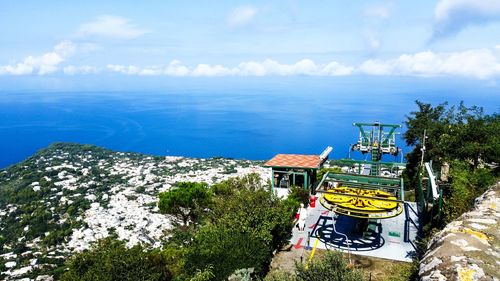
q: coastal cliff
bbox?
[0,143,268,280]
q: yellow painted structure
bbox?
[321,187,403,218]
[305,238,320,270]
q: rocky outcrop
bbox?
[419,182,500,281]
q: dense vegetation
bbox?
[0,143,260,280]
[61,238,171,281]
[265,251,364,281]
[61,173,367,280]
[3,101,498,281]
[62,174,299,280]
[403,101,499,231]
[0,143,123,278]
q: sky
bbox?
[1,0,500,89]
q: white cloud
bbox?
[0,40,77,75]
[63,65,99,75]
[106,59,354,77]
[191,64,236,77]
[433,0,500,39]
[322,61,355,76]
[227,6,258,27]
[106,64,167,76]
[164,60,190,76]
[77,15,148,39]
[4,47,500,80]
[358,48,500,79]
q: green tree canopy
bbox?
[180,174,296,280]
[209,174,295,252]
[404,101,499,188]
[61,238,171,281]
[158,182,212,226]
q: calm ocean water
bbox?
[0,78,498,168]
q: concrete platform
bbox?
[290,195,420,262]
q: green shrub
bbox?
[288,186,310,207]
[183,174,295,280]
[264,251,364,281]
[61,238,171,281]
[294,251,364,281]
[185,224,269,281]
[442,161,497,223]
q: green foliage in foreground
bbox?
[442,161,496,223]
[63,174,297,281]
[264,251,364,281]
[185,224,269,280]
[61,238,171,281]
[184,174,296,280]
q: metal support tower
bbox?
[351,122,401,176]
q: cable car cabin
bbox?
[264,147,332,192]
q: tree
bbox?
[158,182,212,226]
[403,101,499,188]
[61,238,171,281]
[182,174,296,280]
[209,174,295,252]
[452,113,500,168]
[404,101,450,164]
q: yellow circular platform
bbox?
[321,187,403,219]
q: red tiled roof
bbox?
[264,154,322,169]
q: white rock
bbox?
[450,255,465,262]
[420,257,442,274]
[11,265,33,276]
[450,239,469,247]
[5,261,16,268]
[469,223,488,230]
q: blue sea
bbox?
[0,77,498,168]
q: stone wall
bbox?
[419,182,500,281]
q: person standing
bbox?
[297,203,308,231]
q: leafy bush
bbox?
[61,238,171,281]
[180,174,295,280]
[294,251,364,281]
[264,251,364,281]
[288,186,310,207]
[185,224,269,281]
[442,161,497,223]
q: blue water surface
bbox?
[0,77,498,168]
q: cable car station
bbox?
[266,122,422,262]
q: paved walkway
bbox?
[290,196,420,262]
